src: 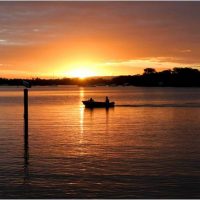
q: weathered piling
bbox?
[24,88,28,145]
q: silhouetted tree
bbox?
[143,68,156,75]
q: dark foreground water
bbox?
[0,86,200,198]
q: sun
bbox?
[68,67,96,79]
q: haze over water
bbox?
[0,86,200,198]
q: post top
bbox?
[22,80,31,88]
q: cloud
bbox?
[180,49,192,53]
[0,1,200,77]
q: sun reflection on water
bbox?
[79,87,84,155]
[79,87,85,135]
[80,107,84,137]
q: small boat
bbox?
[82,100,115,108]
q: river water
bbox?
[0,86,200,198]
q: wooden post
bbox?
[24,88,28,146]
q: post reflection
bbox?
[24,136,30,182]
[24,115,29,184]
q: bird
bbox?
[22,80,31,88]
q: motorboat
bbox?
[82,100,115,108]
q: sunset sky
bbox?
[1,1,200,78]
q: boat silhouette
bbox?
[82,100,115,108]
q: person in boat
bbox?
[105,96,109,107]
[105,96,109,103]
[89,98,94,102]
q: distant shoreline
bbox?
[1,67,200,87]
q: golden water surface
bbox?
[0,86,200,198]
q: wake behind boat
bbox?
[82,97,115,108]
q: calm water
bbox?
[0,86,200,198]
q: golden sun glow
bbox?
[68,67,96,78]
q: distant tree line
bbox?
[0,67,200,87]
[110,67,200,87]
